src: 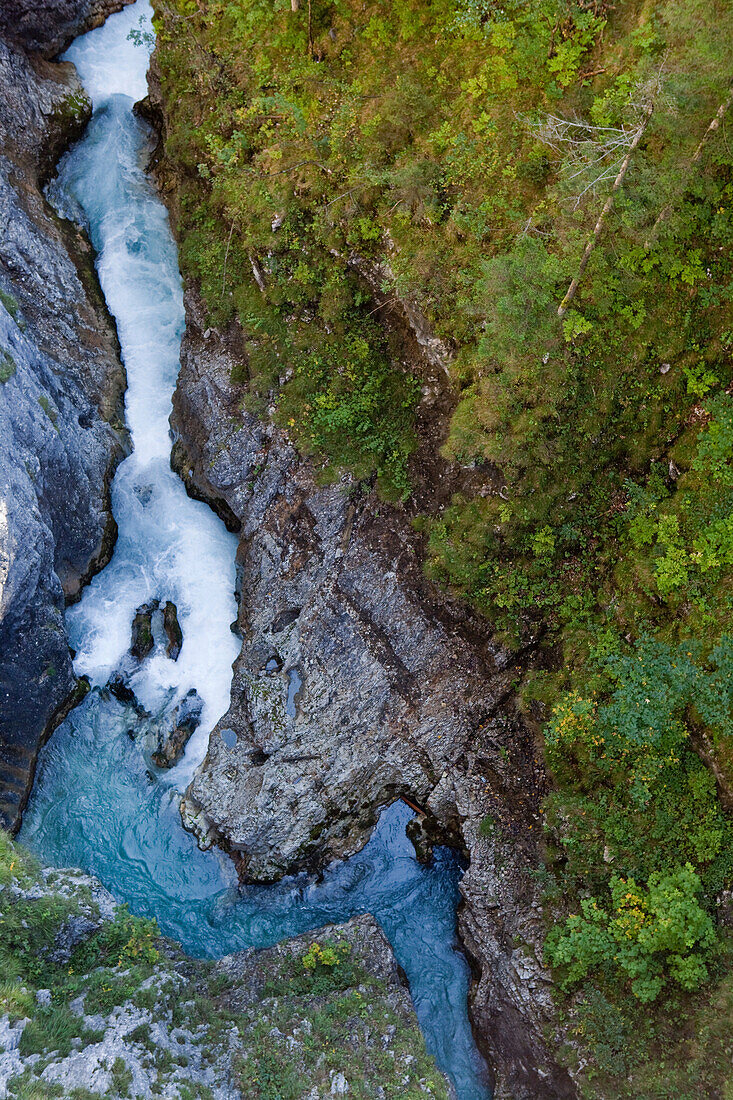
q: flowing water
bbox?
[19,4,492,1096]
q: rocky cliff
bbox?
[164,285,576,1099]
[0,8,129,830]
[0,0,131,58]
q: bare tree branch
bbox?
[557,102,654,318]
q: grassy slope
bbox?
[151,0,733,1092]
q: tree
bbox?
[546,864,716,1001]
[529,75,662,315]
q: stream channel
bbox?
[19,4,493,1096]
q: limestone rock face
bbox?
[0,0,133,58]
[170,291,577,1100]
[0,33,127,829]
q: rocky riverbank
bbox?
[0,831,449,1098]
[0,0,132,58]
[0,2,132,831]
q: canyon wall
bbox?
[0,7,129,829]
[166,286,576,1100]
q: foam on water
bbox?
[20,3,493,1096]
[50,0,240,772]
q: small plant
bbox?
[302,941,341,971]
[0,348,16,383]
[73,907,160,971]
[18,1005,97,1058]
[0,289,25,330]
[6,1069,63,1098]
[0,981,34,1022]
[110,1058,132,1097]
[38,395,58,427]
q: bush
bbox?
[547,863,716,1002]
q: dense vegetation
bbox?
[152,0,733,1091]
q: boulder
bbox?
[130,599,158,660]
[163,599,182,660]
[151,688,203,769]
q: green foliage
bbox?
[0,981,34,1022]
[0,894,77,984]
[96,907,160,966]
[301,941,342,970]
[18,1005,101,1059]
[571,989,629,1077]
[153,0,733,1088]
[265,939,356,997]
[546,864,716,1001]
[276,325,420,497]
[0,288,25,330]
[0,347,16,383]
[5,1071,63,1099]
[110,1058,133,1097]
[37,394,58,426]
[0,830,38,886]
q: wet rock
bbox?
[0,0,134,58]
[130,599,158,660]
[107,674,139,711]
[405,812,442,865]
[163,599,183,660]
[0,30,127,832]
[151,688,203,769]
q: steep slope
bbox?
[0,13,128,829]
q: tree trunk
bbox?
[557,104,653,319]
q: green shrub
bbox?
[0,348,16,383]
[547,864,716,1002]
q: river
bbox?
[19,4,492,1096]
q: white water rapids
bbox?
[50,1,240,781]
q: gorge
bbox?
[10,2,501,1097]
[2,0,732,1097]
